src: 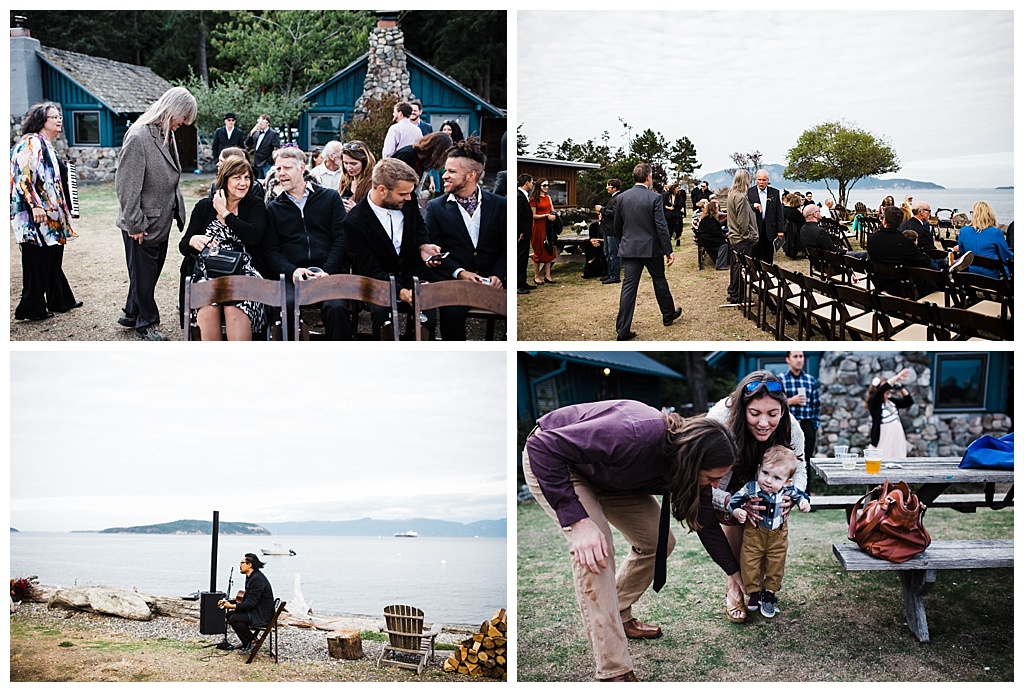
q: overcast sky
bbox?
[518,10,1013,188]
[10,351,506,532]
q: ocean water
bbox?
[793,187,1014,226]
[9,532,506,625]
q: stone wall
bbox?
[353,24,416,120]
[816,351,1011,458]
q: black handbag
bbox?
[195,246,243,280]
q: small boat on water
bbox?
[394,531,418,538]
[261,542,296,556]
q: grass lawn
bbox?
[516,237,834,341]
[516,500,1013,681]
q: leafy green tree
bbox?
[212,10,374,98]
[343,94,399,159]
[785,121,900,208]
[517,124,529,156]
[179,70,308,139]
[630,128,669,168]
[668,136,699,182]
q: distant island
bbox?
[701,163,944,192]
[76,517,506,538]
[11,527,19,532]
[261,518,507,538]
[94,519,270,535]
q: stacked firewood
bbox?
[443,608,507,680]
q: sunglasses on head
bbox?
[744,379,784,393]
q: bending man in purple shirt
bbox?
[522,399,741,682]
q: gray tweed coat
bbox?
[115,124,185,245]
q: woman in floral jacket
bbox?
[10,102,80,320]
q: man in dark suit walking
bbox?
[613,163,681,341]
[211,112,245,163]
[245,114,281,179]
[747,169,784,263]
[516,174,535,294]
[425,138,506,340]
[345,158,443,338]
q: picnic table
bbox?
[811,455,1014,642]
[554,233,590,262]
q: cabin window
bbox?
[934,353,988,412]
[309,114,344,147]
[547,179,568,206]
[72,111,100,146]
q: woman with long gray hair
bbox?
[725,169,758,305]
[115,86,197,340]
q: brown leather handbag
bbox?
[848,479,931,563]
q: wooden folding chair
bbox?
[772,264,804,341]
[410,278,507,341]
[183,274,288,341]
[874,294,938,341]
[933,305,1012,341]
[831,283,883,340]
[797,273,838,340]
[377,604,442,674]
[246,599,287,664]
[293,274,399,341]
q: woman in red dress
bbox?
[530,179,557,284]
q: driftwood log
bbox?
[328,629,364,660]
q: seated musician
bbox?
[219,553,275,654]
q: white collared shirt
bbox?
[368,196,404,254]
[758,187,768,217]
[447,186,482,278]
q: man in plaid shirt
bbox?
[780,351,820,463]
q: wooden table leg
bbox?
[898,568,936,643]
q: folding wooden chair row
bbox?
[183,274,289,341]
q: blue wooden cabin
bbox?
[299,50,506,171]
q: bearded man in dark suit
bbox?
[612,163,681,341]
[747,169,785,263]
[425,138,506,340]
[344,158,442,338]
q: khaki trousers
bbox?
[739,521,789,595]
[522,448,675,679]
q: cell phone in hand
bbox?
[427,252,449,263]
[477,277,492,285]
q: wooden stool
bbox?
[328,629,364,660]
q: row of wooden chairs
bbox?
[734,251,1011,341]
[183,274,506,341]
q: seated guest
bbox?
[262,146,351,340]
[389,132,453,198]
[309,140,344,191]
[868,205,972,295]
[783,193,806,259]
[338,141,376,213]
[695,199,729,270]
[344,158,443,339]
[898,200,937,250]
[425,137,506,340]
[692,198,707,231]
[262,145,317,204]
[181,155,267,340]
[583,220,607,279]
[209,147,263,200]
[957,201,1013,279]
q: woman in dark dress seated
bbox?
[179,155,267,340]
[696,199,729,269]
[582,220,607,279]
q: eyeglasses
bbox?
[541,184,549,188]
[47,115,63,120]
[744,379,784,393]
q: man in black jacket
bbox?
[898,201,937,250]
[345,158,442,338]
[425,138,506,340]
[516,174,534,294]
[747,169,785,264]
[219,553,274,654]
[598,179,622,284]
[868,205,972,295]
[263,147,351,339]
[211,113,245,163]
[245,114,281,179]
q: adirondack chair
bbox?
[376,604,442,674]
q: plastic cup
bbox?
[864,447,882,475]
[834,445,849,457]
[840,453,856,471]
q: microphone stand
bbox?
[214,567,235,650]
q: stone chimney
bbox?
[353,11,416,120]
[10,16,43,118]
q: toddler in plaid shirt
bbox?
[727,445,810,618]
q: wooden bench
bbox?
[832,539,1013,642]
[811,491,1013,521]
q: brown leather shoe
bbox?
[622,618,662,639]
[600,671,639,681]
